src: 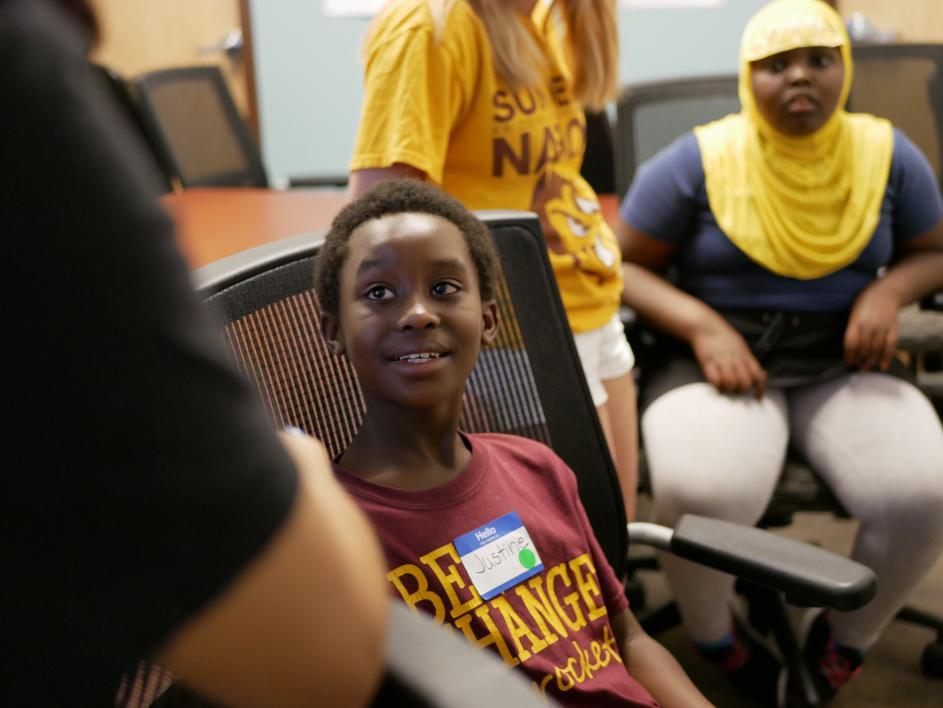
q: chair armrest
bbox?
[629,515,877,611]
[378,601,550,707]
[898,303,943,353]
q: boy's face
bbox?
[323,212,499,410]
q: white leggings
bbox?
[642,370,943,650]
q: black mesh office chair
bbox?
[111,212,873,708]
[581,110,617,196]
[613,75,740,197]
[133,66,269,189]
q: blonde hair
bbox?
[423,0,619,111]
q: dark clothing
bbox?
[2,1,298,704]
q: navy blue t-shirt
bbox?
[620,128,943,313]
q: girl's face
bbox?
[750,45,845,136]
[326,213,498,411]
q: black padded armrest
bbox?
[377,602,551,707]
[630,515,877,611]
[898,303,943,352]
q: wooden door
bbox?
[840,0,943,43]
[88,0,259,138]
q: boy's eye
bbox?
[810,52,833,68]
[365,285,393,301]
[768,58,787,73]
[431,281,460,296]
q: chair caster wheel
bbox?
[921,640,943,678]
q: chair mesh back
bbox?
[213,260,551,461]
[849,44,943,186]
[632,95,739,165]
[614,76,740,195]
[149,79,247,184]
[135,67,268,188]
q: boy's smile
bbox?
[327,212,498,411]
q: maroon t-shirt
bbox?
[334,432,658,707]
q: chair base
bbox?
[896,605,943,679]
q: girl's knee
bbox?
[651,468,777,527]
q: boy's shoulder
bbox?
[468,432,576,484]
[469,430,555,455]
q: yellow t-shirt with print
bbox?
[350,0,621,333]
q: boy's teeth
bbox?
[399,352,441,362]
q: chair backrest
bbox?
[613,75,740,196]
[195,211,628,575]
[848,43,943,186]
[133,66,268,189]
[581,109,617,195]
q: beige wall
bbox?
[841,0,943,43]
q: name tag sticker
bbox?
[454,511,544,600]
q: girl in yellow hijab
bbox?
[698,0,893,280]
[617,0,943,704]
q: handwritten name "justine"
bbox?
[467,534,530,574]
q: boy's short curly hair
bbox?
[314,180,500,315]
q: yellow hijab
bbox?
[694,0,893,280]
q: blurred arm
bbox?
[612,609,714,708]
[845,218,943,370]
[155,433,388,708]
[348,163,427,200]
[617,220,766,396]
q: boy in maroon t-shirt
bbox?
[315,181,711,707]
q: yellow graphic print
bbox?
[386,544,621,696]
[533,166,619,276]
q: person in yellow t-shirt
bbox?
[348,0,640,521]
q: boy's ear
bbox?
[480,300,500,346]
[320,312,345,355]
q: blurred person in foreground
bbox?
[2,0,387,705]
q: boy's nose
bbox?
[397,297,440,330]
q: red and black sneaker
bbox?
[800,610,864,702]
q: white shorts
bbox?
[572,314,635,408]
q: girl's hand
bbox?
[844,286,900,371]
[690,319,767,399]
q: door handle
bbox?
[200,29,243,60]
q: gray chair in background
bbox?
[132,65,349,191]
[133,66,270,189]
[613,74,740,197]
